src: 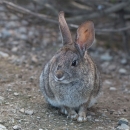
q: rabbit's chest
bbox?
[50,80,91,107]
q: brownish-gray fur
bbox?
[39,11,101,122]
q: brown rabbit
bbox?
[40,11,101,122]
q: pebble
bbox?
[101,62,109,72]
[13,125,21,130]
[19,34,28,40]
[96,126,104,130]
[31,55,38,63]
[29,76,34,82]
[103,80,112,85]
[19,108,25,113]
[108,64,116,71]
[118,118,129,125]
[0,51,9,58]
[109,87,117,91]
[25,110,34,115]
[119,68,127,74]
[11,47,18,53]
[120,59,127,65]
[100,53,113,61]
[6,21,19,28]
[14,92,19,96]
[0,124,7,130]
[1,29,11,38]
[0,96,4,104]
[95,119,100,122]
[18,27,27,34]
[87,115,92,121]
[116,124,129,130]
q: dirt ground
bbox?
[0,3,130,130]
[0,50,130,130]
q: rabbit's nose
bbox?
[55,70,64,79]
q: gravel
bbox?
[25,109,34,115]
[19,108,25,113]
[118,118,129,126]
[0,51,9,58]
[119,68,127,74]
[100,52,113,61]
[116,124,129,130]
[109,87,117,91]
[14,92,19,96]
[116,118,129,130]
[0,124,7,130]
[0,96,4,104]
[13,125,21,130]
[120,59,127,65]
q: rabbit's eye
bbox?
[71,60,77,67]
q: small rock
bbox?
[39,129,43,130]
[118,118,129,125]
[31,55,38,63]
[14,92,19,96]
[19,108,25,113]
[0,124,7,130]
[95,119,100,122]
[100,53,113,61]
[21,20,28,26]
[0,51,9,58]
[19,34,28,40]
[25,110,34,115]
[1,29,11,38]
[29,76,34,82]
[0,6,5,11]
[96,126,104,130]
[101,113,107,117]
[109,87,117,91]
[90,112,96,116]
[6,21,19,28]
[11,47,18,53]
[103,80,112,85]
[101,62,109,72]
[108,64,116,71]
[13,125,21,130]
[120,59,127,65]
[119,68,127,74]
[117,124,129,130]
[87,116,92,121]
[17,74,22,79]
[0,96,4,104]
[18,27,27,34]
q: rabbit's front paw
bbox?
[77,111,87,122]
[69,113,78,120]
[67,108,78,120]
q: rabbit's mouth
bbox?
[54,75,71,84]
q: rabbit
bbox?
[40,11,101,122]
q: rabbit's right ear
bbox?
[59,11,73,45]
[75,21,95,56]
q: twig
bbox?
[1,1,58,24]
[1,1,130,33]
[95,26,130,32]
[67,1,130,22]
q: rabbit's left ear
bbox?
[75,21,95,56]
[59,11,73,45]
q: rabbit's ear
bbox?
[59,11,73,45]
[75,21,95,56]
